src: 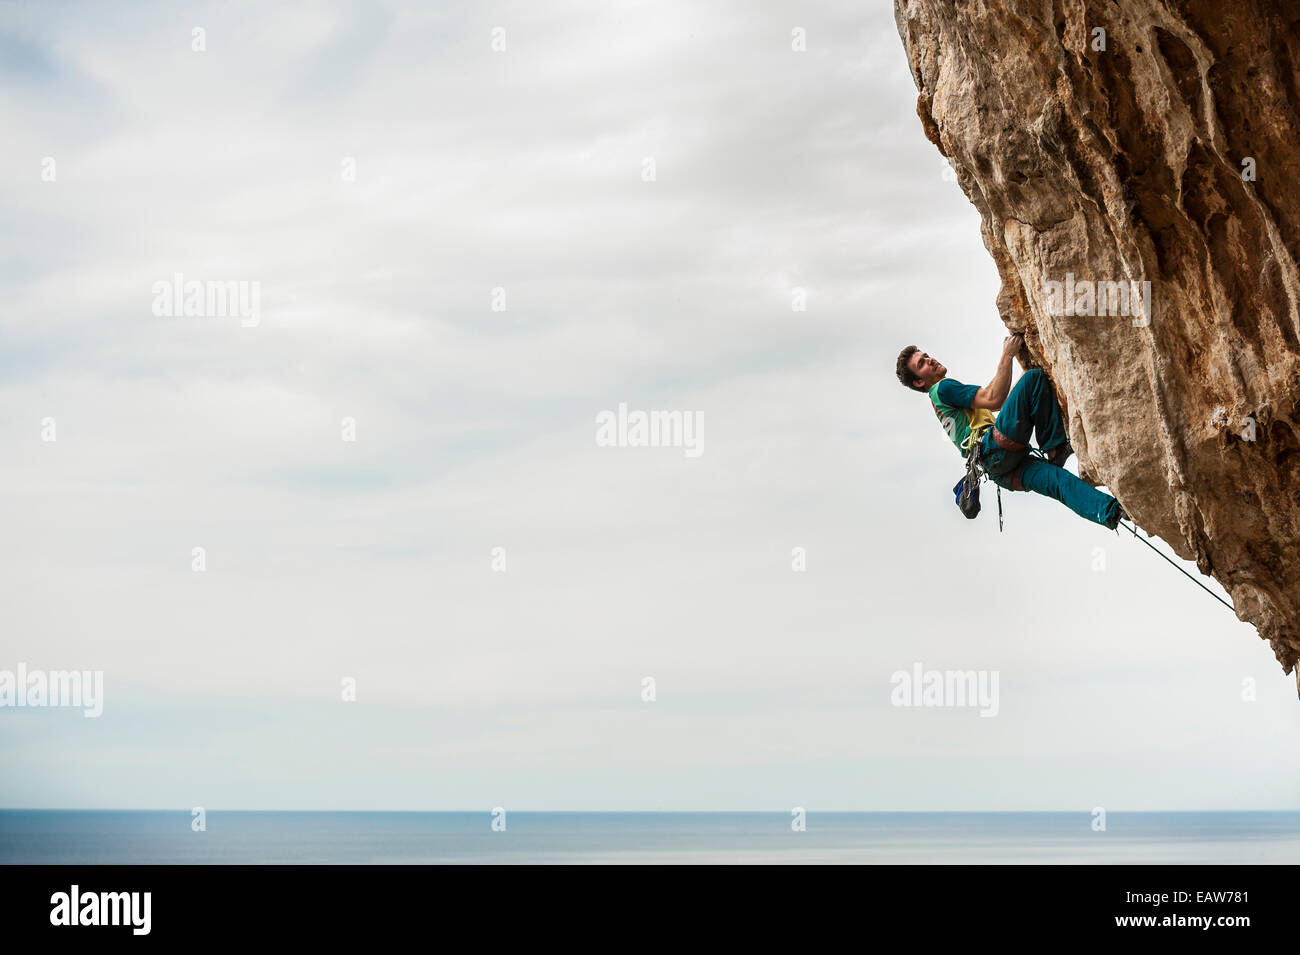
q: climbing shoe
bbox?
[1046,441,1073,468]
[1105,504,1129,531]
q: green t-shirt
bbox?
[928,378,995,456]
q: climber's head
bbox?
[896,345,945,392]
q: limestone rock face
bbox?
[895,0,1300,673]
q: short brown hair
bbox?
[896,345,923,391]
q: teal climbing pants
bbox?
[979,369,1121,527]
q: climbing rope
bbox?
[1117,519,1236,612]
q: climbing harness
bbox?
[1116,518,1236,612]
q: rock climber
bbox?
[896,334,1127,528]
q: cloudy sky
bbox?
[1,0,1295,812]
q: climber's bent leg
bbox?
[1013,457,1119,526]
[995,369,1069,453]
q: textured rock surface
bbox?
[895,0,1300,674]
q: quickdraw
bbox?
[953,427,1003,531]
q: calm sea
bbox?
[1,811,1297,865]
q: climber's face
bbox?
[908,350,946,390]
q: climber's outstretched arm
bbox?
[971,334,1023,410]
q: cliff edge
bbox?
[895,0,1300,676]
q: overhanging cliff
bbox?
[895,0,1300,676]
